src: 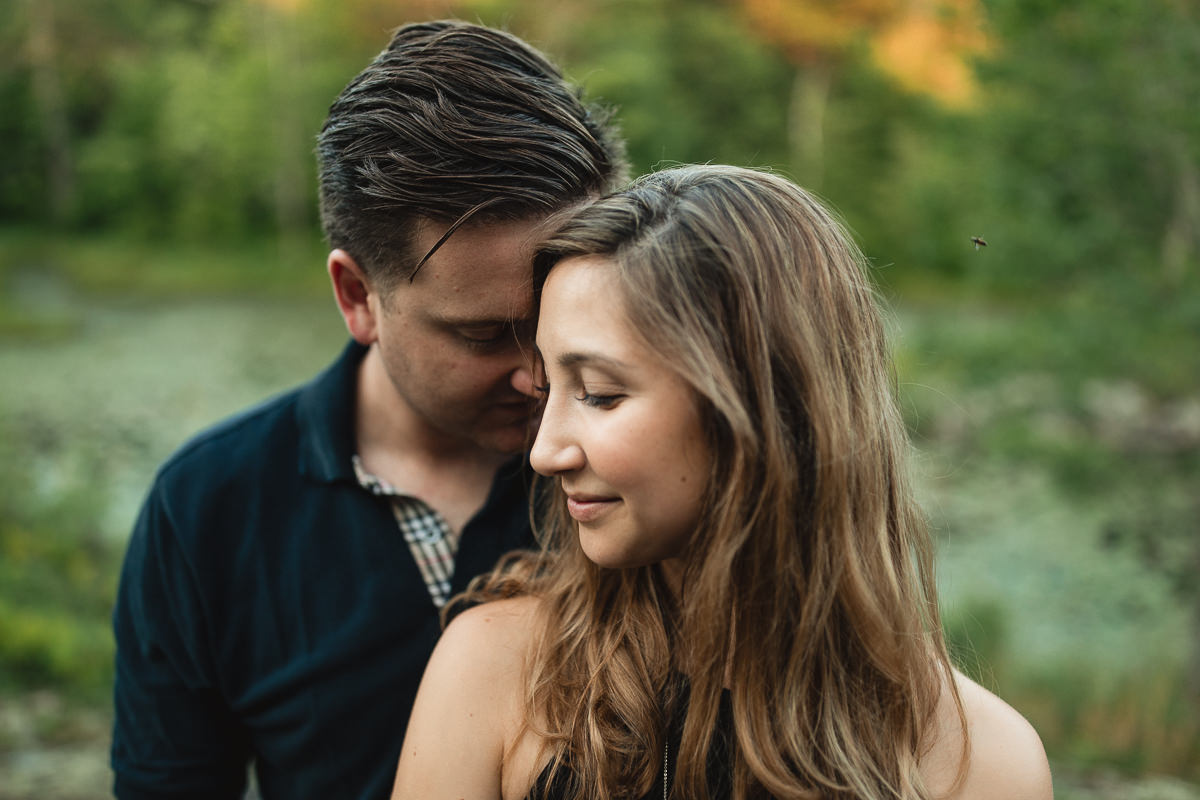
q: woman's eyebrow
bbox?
[555,351,630,370]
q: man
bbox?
[110,20,626,799]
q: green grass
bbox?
[0,473,119,698]
[947,595,1200,779]
[0,226,331,305]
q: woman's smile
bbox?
[564,492,621,523]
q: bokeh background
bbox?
[1,0,1198,797]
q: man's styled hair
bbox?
[316,20,627,289]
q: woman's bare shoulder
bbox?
[922,669,1054,800]
[391,596,544,800]
[443,596,542,643]
[433,596,544,680]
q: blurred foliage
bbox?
[1,0,1198,786]
[943,597,1010,686]
[0,424,118,698]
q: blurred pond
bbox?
[0,292,346,541]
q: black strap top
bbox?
[525,687,734,800]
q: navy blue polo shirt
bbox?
[111,340,535,799]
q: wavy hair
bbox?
[455,165,965,800]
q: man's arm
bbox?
[111,483,252,800]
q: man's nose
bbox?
[510,363,537,398]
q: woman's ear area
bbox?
[328,248,379,345]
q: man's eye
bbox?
[459,327,507,347]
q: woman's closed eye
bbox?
[532,382,620,409]
[577,391,623,409]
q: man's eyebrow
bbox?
[429,314,527,328]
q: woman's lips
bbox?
[566,495,619,523]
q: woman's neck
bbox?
[658,559,736,688]
[658,557,686,602]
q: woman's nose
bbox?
[529,402,585,476]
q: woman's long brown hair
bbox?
[453,165,966,800]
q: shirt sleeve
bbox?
[110,480,252,799]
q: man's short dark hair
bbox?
[317,20,627,288]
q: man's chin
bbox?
[474,419,536,456]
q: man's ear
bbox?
[328,249,378,344]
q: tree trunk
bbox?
[1161,136,1199,286]
[788,62,833,191]
[1189,499,1200,705]
[27,0,75,223]
[260,3,309,265]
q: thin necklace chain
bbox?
[662,740,669,800]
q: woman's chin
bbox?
[578,540,659,571]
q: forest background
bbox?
[1,0,1198,797]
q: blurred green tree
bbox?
[478,0,795,175]
[974,0,1200,290]
[730,0,991,188]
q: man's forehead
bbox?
[399,217,542,317]
[413,273,535,326]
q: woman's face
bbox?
[530,256,711,570]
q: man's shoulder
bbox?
[156,384,306,488]
[151,341,363,496]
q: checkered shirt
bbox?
[352,455,460,608]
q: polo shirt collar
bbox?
[297,339,367,484]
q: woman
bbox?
[391,165,1052,799]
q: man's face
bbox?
[369,217,543,455]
